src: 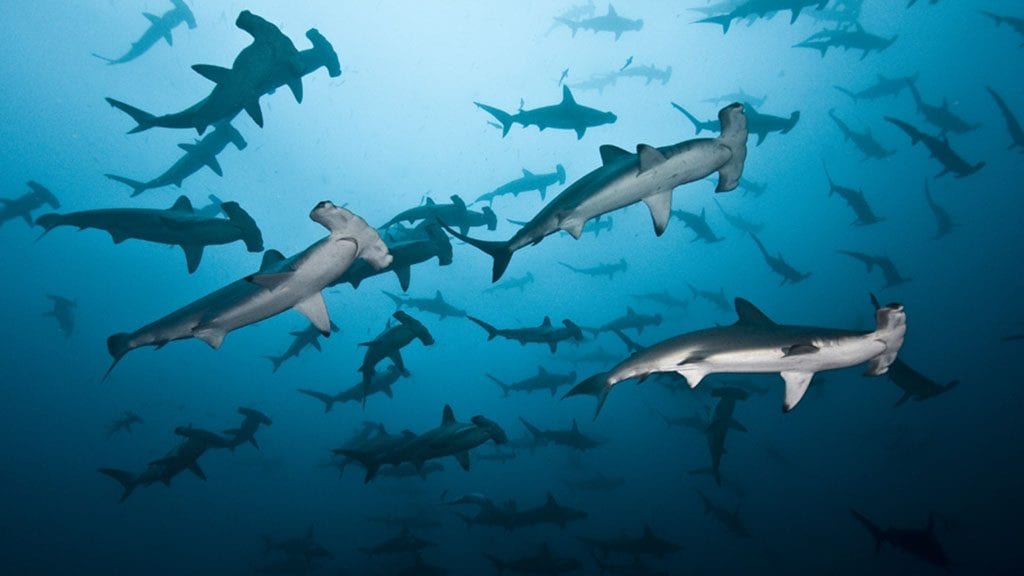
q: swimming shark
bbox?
[986,86,1024,151]
[703,88,766,108]
[923,181,956,239]
[488,366,576,397]
[631,291,690,310]
[794,24,897,59]
[887,357,959,407]
[333,221,452,292]
[688,283,730,312]
[556,4,643,40]
[851,510,951,570]
[823,165,884,226]
[108,411,144,435]
[838,250,910,289]
[477,165,567,204]
[359,528,434,557]
[616,63,672,85]
[581,525,682,559]
[261,525,332,563]
[691,387,749,485]
[559,258,628,279]
[828,109,894,160]
[263,321,339,373]
[35,196,264,274]
[476,85,617,139]
[105,11,313,134]
[483,272,534,294]
[907,81,980,135]
[884,116,985,178]
[467,315,584,353]
[695,489,751,538]
[507,492,589,530]
[105,121,247,196]
[0,181,60,228]
[298,365,405,411]
[671,207,725,243]
[485,544,583,575]
[737,176,768,197]
[507,214,613,238]
[834,73,916,102]
[383,195,496,234]
[696,0,828,33]
[224,407,272,451]
[672,102,795,146]
[749,233,812,285]
[589,307,662,335]
[714,198,763,235]
[383,290,467,320]
[565,297,907,417]
[519,417,604,451]
[448,103,747,281]
[92,0,196,65]
[45,294,77,337]
[105,203,390,375]
[358,311,434,395]
[979,10,1024,46]
[570,72,620,94]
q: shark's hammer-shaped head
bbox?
[311,201,393,270]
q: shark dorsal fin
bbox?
[734,298,775,326]
[425,197,435,206]
[541,316,552,327]
[561,85,577,106]
[626,306,636,316]
[435,290,443,300]
[599,144,631,166]
[441,404,455,426]
[637,144,667,173]
[522,169,535,177]
[259,250,287,271]
[608,4,618,16]
[170,196,194,212]
[571,419,579,432]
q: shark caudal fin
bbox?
[670,102,706,134]
[381,290,405,309]
[98,468,136,503]
[105,98,157,134]
[714,103,748,192]
[864,303,907,376]
[221,201,264,252]
[467,316,499,340]
[104,174,149,197]
[850,509,886,555]
[440,224,514,282]
[263,355,285,373]
[475,102,514,137]
[487,374,512,397]
[296,388,336,413]
[562,372,613,420]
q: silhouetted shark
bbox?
[907,80,980,135]
[697,0,828,33]
[750,233,812,285]
[923,180,956,239]
[838,250,910,289]
[828,108,894,159]
[671,207,724,243]
[92,0,196,65]
[384,195,496,234]
[0,181,59,228]
[108,411,143,435]
[44,294,76,337]
[714,198,763,235]
[884,116,985,178]
[851,509,951,570]
[696,489,751,538]
[834,73,916,102]
[519,417,604,451]
[489,366,576,397]
[383,290,467,320]
[688,283,730,312]
[468,315,584,353]
[263,321,339,373]
[672,102,797,146]
[979,10,1024,47]
[794,24,897,59]
[823,165,884,226]
[986,86,1024,151]
[476,165,566,204]
[556,4,643,40]
[476,86,617,139]
[358,311,434,395]
[559,258,628,279]
[225,407,272,451]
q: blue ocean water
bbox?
[1,1,1022,574]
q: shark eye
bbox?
[314,200,333,210]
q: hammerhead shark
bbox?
[447,103,747,281]
[588,307,662,335]
[383,195,496,234]
[106,121,248,196]
[834,73,916,102]
[794,24,897,59]
[839,250,910,289]
[488,366,576,397]
[559,258,628,279]
[979,10,1024,46]
[691,386,749,485]
[823,165,884,226]
[475,85,617,139]
[45,294,77,337]
[92,0,197,65]
[696,0,829,33]
[476,165,566,204]
[556,4,643,40]
[749,233,812,285]
[986,86,1024,151]
[333,221,452,292]
[0,181,60,228]
[263,321,340,373]
[224,407,272,451]
[672,102,797,146]
[108,411,144,435]
[358,311,434,394]
[671,207,725,243]
[906,81,979,135]
[851,510,951,570]
[885,116,985,178]
[828,109,894,160]
[923,181,956,239]
[565,297,907,417]
[467,315,584,353]
[519,417,605,451]
[382,290,467,320]
[35,196,264,273]
[105,203,391,376]
[298,365,405,411]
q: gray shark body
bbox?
[671,207,724,243]
[566,298,907,417]
[358,311,434,389]
[979,10,1024,46]
[93,0,196,65]
[697,0,828,33]
[468,315,584,353]
[750,233,812,284]
[334,221,452,292]
[590,307,662,335]
[632,291,690,310]
[36,196,264,274]
[824,167,883,225]
[794,25,897,59]
[851,510,951,570]
[109,411,143,435]
[483,272,534,293]
[45,294,77,337]
[264,321,339,373]
[224,407,272,451]
[828,109,894,159]
[106,121,247,196]
[298,365,404,412]
[557,4,643,40]
[450,104,747,281]
[617,64,671,85]
[560,257,627,279]
[383,290,467,320]
[923,181,956,239]
[885,116,985,178]
[907,82,979,135]
[986,86,1024,151]
[519,417,604,451]
[839,250,910,289]
[688,283,730,312]
[0,181,59,228]
[835,73,915,102]
[714,198,763,235]
[581,525,682,558]
[384,195,496,234]
[476,86,617,140]
[703,88,766,108]
[478,165,567,204]
[105,203,390,374]
[488,366,576,397]
[672,102,795,146]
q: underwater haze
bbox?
[1,1,1022,574]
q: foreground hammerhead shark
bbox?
[447,103,747,281]
[35,196,264,273]
[565,297,907,417]
[92,0,197,65]
[476,85,617,139]
[105,202,391,377]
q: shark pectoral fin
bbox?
[109,229,130,244]
[310,339,322,352]
[575,127,586,139]
[193,326,226,349]
[548,341,558,353]
[181,244,204,274]
[286,78,303,103]
[642,189,673,236]
[205,156,223,177]
[393,266,411,292]
[248,272,292,291]
[192,64,231,84]
[294,292,331,335]
[780,371,814,412]
[163,30,174,46]
[562,219,586,240]
[783,344,818,356]
[188,462,207,481]
[178,143,200,154]
[244,101,264,127]
[454,451,471,471]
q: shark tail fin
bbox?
[262,355,284,373]
[864,304,907,376]
[381,290,404,309]
[220,202,264,252]
[104,174,148,197]
[562,372,613,420]
[105,98,156,134]
[851,509,885,555]
[468,316,499,340]
[486,374,511,397]
[297,388,335,412]
[98,468,136,502]
[440,225,513,282]
[714,103,748,192]
[671,102,705,134]
[475,102,514,137]
[834,86,857,101]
